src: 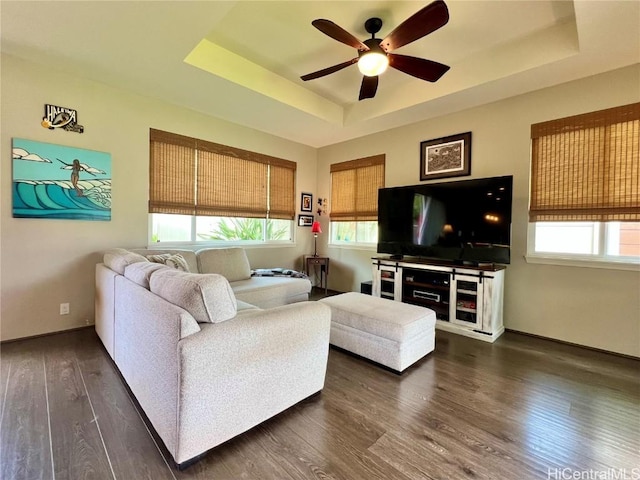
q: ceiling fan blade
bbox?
[312,19,369,51]
[300,58,359,81]
[380,0,449,53]
[359,75,379,101]
[388,54,450,82]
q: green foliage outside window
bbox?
[198,218,288,241]
[332,222,356,242]
[331,221,378,244]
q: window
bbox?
[329,154,385,245]
[149,129,295,244]
[533,221,640,258]
[151,214,292,243]
[528,103,640,266]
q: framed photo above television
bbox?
[420,132,471,181]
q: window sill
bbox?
[147,241,295,249]
[328,243,377,251]
[525,254,640,271]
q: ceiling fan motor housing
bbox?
[360,38,385,56]
[364,17,383,36]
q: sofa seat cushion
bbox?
[149,269,237,324]
[131,248,199,275]
[104,248,148,275]
[235,300,261,317]
[236,300,260,312]
[197,248,251,282]
[231,277,311,309]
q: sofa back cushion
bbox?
[149,269,237,324]
[124,262,168,289]
[103,248,149,275]
[197,248,251,282]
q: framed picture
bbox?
[301,192,313,212]
[12,137,111,221]
[298,214,314,227]
[420,132,472,181]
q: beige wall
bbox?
[2,53,638,357]
[316,64,640,357]
[0,54,317,341]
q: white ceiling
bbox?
[1,1,638,148]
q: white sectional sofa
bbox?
[94,247,330,468]
[135,246,311,308]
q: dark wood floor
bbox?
[1,312,639,480]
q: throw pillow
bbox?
[104,248,149,275]
[149,269,237,324]
[146,253,190,272]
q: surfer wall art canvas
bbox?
[12,138,111,221]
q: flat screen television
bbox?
[377,175,513,264]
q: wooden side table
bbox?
[304,255,330,294]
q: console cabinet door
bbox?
[480,273,504,334]
[372,264,402,301]
[450,274,483,330]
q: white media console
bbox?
[372,257,506,342]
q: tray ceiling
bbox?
[1,1,638,147]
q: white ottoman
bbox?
[319,292,436,373]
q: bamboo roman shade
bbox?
[529,103,640,222]
[149,130,197,215]
[330,155,385,221]
[268,161,296,220]
[149,129,296,219]
[197,151,268,218]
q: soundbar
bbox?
[413,290,440,302]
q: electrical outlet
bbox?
[85,319,90,325]
[60,303,69,315]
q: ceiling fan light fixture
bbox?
[301,2,451,100]
[357,51,389,77]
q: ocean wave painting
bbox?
[12,138,111,221]
[12,179,111,220]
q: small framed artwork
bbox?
[301,192,313,212]
[298,214,314,227]
[420,131,472,181]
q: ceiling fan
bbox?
[300,0,450,101]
